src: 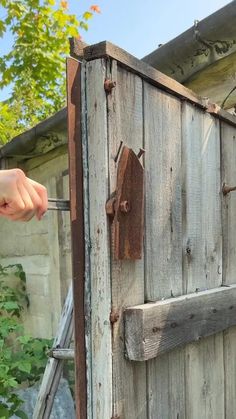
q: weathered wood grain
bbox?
[84,41,236,129]
[221,122,236,418]
[144,82,184,419]
[182,105,222,292]
[206,101,236,128]
[224,327,236,419]
[47,175,62,332]
[57,173,72,303]
[81,63,93,419]
[107,61,146,418]
[85,59,112,419]
[221,123,236,284]
[66,58,87,418]
[182,103,224,419]
[84,41,202,107]
[125,285,236,361]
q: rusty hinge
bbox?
[106,145,145,260]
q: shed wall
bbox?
[0,151,72,339]
[81,52,236,419]
[1,41,236,418]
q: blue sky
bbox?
[72,0,231,58]
[0,0,231,100]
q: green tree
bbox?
[0,0,100,144]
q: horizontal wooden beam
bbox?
[83,41,203,106]
[83,41,236,128]
[124,284,236,361]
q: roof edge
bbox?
[0,108,67,159]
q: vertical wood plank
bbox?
[56,172,72,303]
[144,83,184,419]
[221,122,236,419]
[86,59,112,419]
[67,58,87,418]
[81,64,93,419]
[107,62,147,419]
[47,175,62,332]
[221,123,236,285]
[182,105,222,292]
[182,103,224,419]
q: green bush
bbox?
[0,264,53,419]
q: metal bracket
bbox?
[106,145,144,260]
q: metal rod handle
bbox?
[48,198,70,211]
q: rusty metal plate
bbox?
[113,146,144,260]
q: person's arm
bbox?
[0,169,48,221]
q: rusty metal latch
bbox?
[106,145,144,260]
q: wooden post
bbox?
[66,57,87,419]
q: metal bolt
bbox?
[104,79,116,93]
[119,200,130,213]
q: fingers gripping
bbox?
[0,169,48,222]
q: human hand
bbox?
[0,169,48,221]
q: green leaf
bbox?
[14,410,28,419]
[17,335,31,345]
[4,377,18,388]
[0,404,10,418]
[83,11,93,20]
[17,361,31,374]
[1,301,19,311]
[0,0,100,142]
[80,21,89,31]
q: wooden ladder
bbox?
[33,285,75,419]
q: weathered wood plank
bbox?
[84,41,202,107]
[107,61,146,418]
[57,173,72,303]
[125,285,236,361]
[144,83,184,419]
[224,327,236,419]
[66,58,87,418]
[185,333,224,419]
[86,59,112,419]
[81,63,93,419]
[182,103,224,419]
[221,121,236,418]
[84,42,236,129]
[221,123,236,284]
[47,175,62,332]
[182,105,222,292]
[206,101,236,128]
[49,348,74,360]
